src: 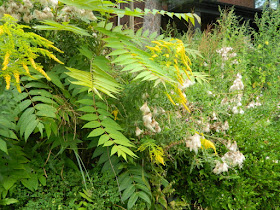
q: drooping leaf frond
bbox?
[65,56,121,99]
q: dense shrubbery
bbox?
[0,0,279,209]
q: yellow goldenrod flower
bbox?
[49,45,64,54]
[22,63,30,75]
[164,54,169,58]
[165,93,176,105]
[0,26,3,35]
[37,66,51,80]
[13,72,20,84]
[49,54,64,64]
[4,75,11,90]
[16,84,21,93]
[166,61,171,67]
[151,54,158,58]
[201,138,217,154]
[29,57,37,69]
[2,52,10,70]
[265,41,269,45]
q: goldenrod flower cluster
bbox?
[0,14,63,92]
[146,39,194,112]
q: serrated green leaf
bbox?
[24,119,39,141]
[122,184,136,202]
[38,175,46,186]
[135,184,152,197]
[114,139,134,147]
[137,191,151,205]
[97,109,111,116]
[112,54,134,64]
[48,72,65,90]
[98,134,110,146]
[92,146,106,158]
[34,20,91,36]
[111,145,118,156]
[0,129,18,140]
[32,96,57,105]
[101,118,123,130]
[108,49,128,56]
[103,140,114,147]
[17,107,35,128]
[0,198,18,205]
[0,138,8,154]
[3,177,16,190]
[76,99,93,105]
[79,114,98,121]
[120,176,133,191]
[24,82,50,89]
[133,176,148,186]
[134,71,152,81]
[79,192,94,202]
[36,110,56,118]
[13,92,28,102]
[82,121,101,129]
[78,106,96,112]
[79,46,94,59]
[88,128,105,137]
[95,102,107,110]
[97,152,109,165]
[29,89,53,98]
[117,145,137,158]
[17,99,32,113]
[19,114,36,137]
[21,174,38,191]
[35,104,57,113]
[127,193,138,209]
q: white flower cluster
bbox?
[229,73,244,92]
[216,46,238,63]
[57,5,96,22]
[265,156,279,164]
[178,78,195,90]
[213,141,245,174]
[136,102,162,136]
[199,112,229,133]
[0,0,34,22]
[185,133,201,154]
[0,0,96,23]
[221,73,245,114]
[247,96,262,109]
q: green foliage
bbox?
[0,14,63,91]
[118,165,151,209]
[59,0,200,24]
[77,97,137,160]
[4,169,121,209]
[66,55,121,99]
[163,8,280,209]
[1,0,279,209]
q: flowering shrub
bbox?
[0,1,279,209]
[164,8,280,209]
[0,0,96,23]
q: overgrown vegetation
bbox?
[0,0,279,209]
